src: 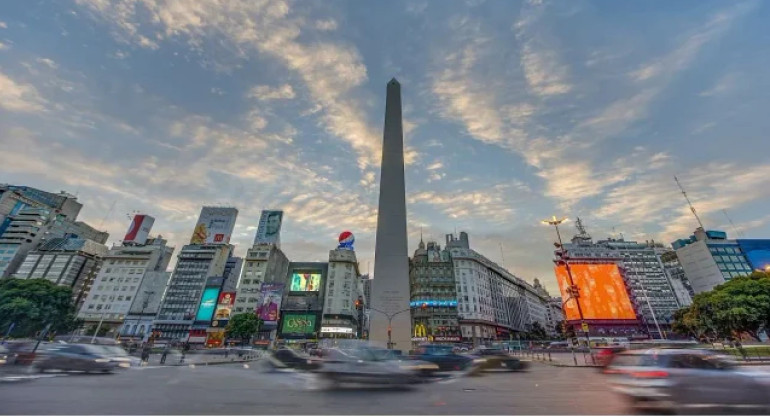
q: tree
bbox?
[225,313,262,345]
[553,320,565,340]
[0,278,80,338]
[523,322,548,340]
[672,272,770,342]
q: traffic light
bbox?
[354,299,361,309]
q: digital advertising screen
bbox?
[555,263,637,321]
[195,287,221,322]
[290,272,321,292]
[213,291,235,321]
[280,313,317,335]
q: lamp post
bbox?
[542,216,593,363]
[369,307,411,349]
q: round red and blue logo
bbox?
[338,231,355,249]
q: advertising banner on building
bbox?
[212,291,235,327]
[195,287,221,322]
[290,272,321,292]
[256,283,284,323]
[554,263,637,321]
[190,207,238,245]
[254,210,283,245]
[280,313,317,335]
[124,214,155,245]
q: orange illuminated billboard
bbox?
[554,263,636,321]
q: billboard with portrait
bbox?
[254,210,283,245]
[290,272,321,292]
[195,287,221,322]
[213,291,235,321]
[280,313,317,335]
[256,283,284,323]
[190,207,238,245]
[554,263,637,321]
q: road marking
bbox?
[0,374,68,382]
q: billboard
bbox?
[195,287,221,322]
[213,291,235,322]
[254,210,283,245]
[290,272,321,292]
[281,313,317,335]
[190,207,238,245]
[337,231,354,250]
[124,214,155,245]
[256,283,284,323]
[555,263,636,321]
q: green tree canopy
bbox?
[0,278,79,338]
[225,313,262,345]
[672,271,770,342]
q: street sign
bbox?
[581,322,589,332]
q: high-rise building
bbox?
[153,243,233,342]
[77,225,174,337]
[278,262,328,343]
[321,234,364,339]
[545,297,565,338]
[660,251,693,307]
[14,236,108,310]
[560,225,680,339]
[233,244,290,315]
[189,256,242,346]
[0,185,82,235]
[370,79,411,350]
[672,228,755,294]
[0,206,107,278]
[445,232,549,345]
[410,239,460,345]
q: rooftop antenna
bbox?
[499,242,506,268]
[722,209,744,238]
[675,176,704,229]
[575,217,591,240]
[98,200,117,230]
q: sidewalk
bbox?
[138,350,265,367]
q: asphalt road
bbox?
[0,362,628,414]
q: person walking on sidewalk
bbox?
[160,345,170,365]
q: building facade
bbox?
[0,185,82,235]
[78,236,174,336]
[659,250,693,307]
[561,229,681,339]
[278,262,328,345]
[321,247,364,339]
[445,232,549,345]
[233,244,290,315]
[0,206,107,278]
[410,240,460,345]
[14,237,108,310]
[153,243,233,342]
[673,228,754,294]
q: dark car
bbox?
[606,348,770,414]
[35,343,121,373]
[410,344,482,372]
[271,348,322,371]
[471,347,529,371]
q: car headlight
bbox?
[472,358,486,364]
[118,362,131,368]
[94,358,111,363]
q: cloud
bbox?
[699,73,737,97]
[0,21,7,29]
[247,84,296,101]
[315,19,338,31]
[0,71,47,113]
[408,184,518,224]
[426,161,443,171]
[514,1,571,96]
[75,0,382,168]
[0,41,7,50]
[35,58,58,69]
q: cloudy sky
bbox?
[2,0,769,294]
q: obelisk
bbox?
[370,78,411,350]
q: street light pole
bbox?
[542,216,593,362]
[369,307,411,349]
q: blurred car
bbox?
[0,344,8,366]
[34,343,122,373]
[410,344,482,373]
[605,348,770,414]
[316,347,423,387]
[368,347,439,378]
[470,347,529,371]
[271,348,322,371]
[594,346,627,368]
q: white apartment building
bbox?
[233,244,289,315]
[321,247,364,338]
[78,237,174,335]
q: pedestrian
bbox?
[160,344,170,365]
[141,343,151,365]
[224,348,229,359]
